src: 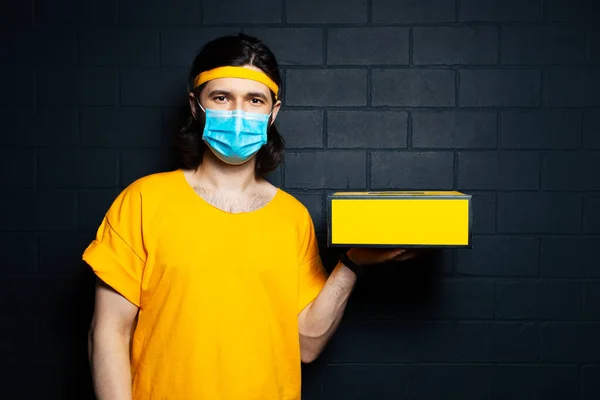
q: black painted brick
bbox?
[471,194,496,234]
[544,67,600,107]
[160,28,241,67]
[286,0,367,23]
[495,280,582,320]
[540,322,600,362]
[500,110,581,149]
[583,366,600,400]
[327,111,407,148]
[370,151,454,190]
[458,151,540,190]
[120,149,176,188]
[38,68,118,106]
[1,68,33,106]
[494,366,580,400]
[541,238,600,277]
[459,69,541,107]
[275,110,323,149]
[286,69,367,107]
[81,107,163,148]
[327,28,409,65]
[80,29,159,67]
[288,192,324,232]
[78,189,121,233]
[583,282,600,320]
[35,0,116,24]
[372,0,456,23]
[120,68,187,107]
[583,110,600,149]
[497,193,581,234]
[284,151,366,189]
[372,69,455,107]
[542,151,600,190]
[244,28,323,66]
[413,111,497,149]
[456,237,539,277]
[0,148,35,188]
[121,0,201,24]
[0,234,37,274]
[39,233,92,275]
[460,0,542,22]
[38,149,119,188]
[501,27,585,65]
[2,28,78,66]
[583,195,600,233]
[544,0,600,22]
[413,27,498,65]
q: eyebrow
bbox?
[207,89,269,101]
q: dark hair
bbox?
[174,33,284,177]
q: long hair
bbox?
[174,33,284,177]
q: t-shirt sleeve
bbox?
[297,209,329,313]
[82,184,146,308]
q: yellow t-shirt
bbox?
[82,169,329,400]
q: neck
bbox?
[192,148,259,193]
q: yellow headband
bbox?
[193,66,279,100]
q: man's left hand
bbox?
[346,247,421,266]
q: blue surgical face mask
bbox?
[198,103,271,165]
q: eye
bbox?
[213,96,227,103]
[250,98,264,105]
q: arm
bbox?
[297,260,357,363]
[88,278,139,400]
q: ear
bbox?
[269,99,282,126]
[188,92,201,120]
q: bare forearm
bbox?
[89,329,133,400]
[299,261,357,361]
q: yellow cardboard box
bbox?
[327,191,472,248]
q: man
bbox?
[84,34,414,399]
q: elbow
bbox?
[301,352,318,364]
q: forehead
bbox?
[202,76,271,97]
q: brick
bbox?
[288,192,323,232]
[1,190,35,231]
[407,366,494,399]
[500,110,581,149]
[370,151,454,190]
[285,69,367,107]
[81,107,163,148]
[458,151,540,190]
[589,29,600,64]
[0,319,37,359]
[120,0,200,24]
[38,68,117,106]
[121,68,187,107]
[543,152,600,190]
[545,0,600,22]
[327,28,409,65]
[456,237,539,277]
[0,234,37,273]
[471,194,496,234]
[501,27,585,65]
[286,0,367,23]
[323,365,410,399]
[39,233,92,275]
[1,276,42,318]
[498,193,581,234]
[2,29,77,66]
[203,0,280,23]
[494,367,580,400]
[460,0,542,22]
[545,67,600,107]
[495,281,582,320]
[244,28,323,66]
[38,149,119,188]
[327,321,537,362]
[584,282,600,320]
[266,168,282,188]
[372,69,455,107]
[583,366,600,400]
[584,196,600,233]
[541,238,600,277]
[433,279,495,319]
[0,148,35,188]
[0,108,79,147]
[459,69,541,107]
[120,149,177,187]
[0,1,31,24]
[540,323,600,362]
[413,111,497,149]
[285,151,366,189]
[80,29,159,67]
[79,189,121,233]
[414,27,498,65]
[275,110,323,149]
[35,0,116,24]
[583,110,600,149]
[0,68,33,106]
[160,28,240,67]
[372,0,455,23]
[327,111,407,148]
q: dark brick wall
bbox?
[1,0,599,398]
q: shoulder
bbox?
[273,189,313,226]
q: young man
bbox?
[84,34,414,399]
